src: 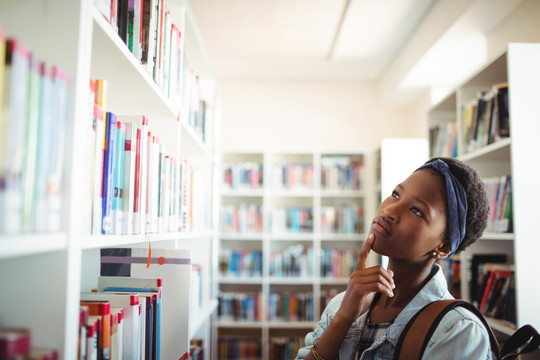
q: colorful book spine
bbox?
[0,39,30,234]
[122,122,137,234]
[91,104,105,235]
[102,112,117,234]
[112,120,125,234]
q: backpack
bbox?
[393,299,540,360]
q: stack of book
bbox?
[94,0,209,144]
[218,292,263,322]
[89,247,193,359]
[272,206,313,233]
[484,175,513,233]
[0,328,57,360]
[320,155,363,191]
[429,122,458,158]
[269,244,313,278]
[267,292,314,322]
[461,83,510,153]
[220,204,263,233]
[222,162,263,190]
[0,33,68,234]
[320,204,364,234]
[219,249,263,277]
[269,337,304,360]
[86,78,203,236]
[272,163,313,190]
[217,337,261,360]
[320,248,357,278]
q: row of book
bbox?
[272,163,314,190]
[86,78,203,235]
[0,33,67,234]
[269,245,314,278]
[218,292,263,322]
[321,204,364,234]
[439,256,461,298]
[461,83,510,153]
[0,328,57,359]
[429,121,458,158]
[91,248,193,359]
[272,207,314,233]
[222,162,263,190]
[269,337,304,360]
[439,253,516,327]
[217,291,315,323]
[217,337,261,360]
[219,249,263,277]
[484,175,513,233]
[267,292,314,322]
[319,288,342,316]
[321,248,358,278]
[189,339,204,360]
[94,0,210,145]
[220,204,263,233]
[473,263,516,326]
[321,156,364,191]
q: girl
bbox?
[296,157,492,359]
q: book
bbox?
[80,300,112,360]
[112,120,126,234]
[110,308,123,360]
[100,247,192,360]
[122,121,137,235]
[21,55,40,232]
[86,315,101,360]
[117,115,148,234]
[33,63,54,232]
[91,104,106,235]
[467,253,506,306]
[0,39,30,234]
[0,328,31,359]
[98,276,163,359]
[80,292,141,360]
[102,112,117,234]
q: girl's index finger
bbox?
[355,233,375,270]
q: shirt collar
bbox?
[385,264,452,344]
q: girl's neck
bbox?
[385,259,436,307]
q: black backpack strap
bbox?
[500,324,540,360]
[393,299,501,360]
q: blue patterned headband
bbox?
[417,159,468,256]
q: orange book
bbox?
[81,300,111,360]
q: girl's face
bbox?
[370,169,448,261]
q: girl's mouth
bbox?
[372,217,391,236]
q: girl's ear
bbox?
[434,241,452,259]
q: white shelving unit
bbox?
[217,150,366,360]
[0,1,219,359]
[427,43,540,334]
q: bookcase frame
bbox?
[0,0,219,359]
[217,149,367,360]
[427,42,540,335]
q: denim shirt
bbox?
[296,264,493,360]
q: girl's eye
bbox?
[392,190,399,199]
[411,207,423,217]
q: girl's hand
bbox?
[336,233,395,323]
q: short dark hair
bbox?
[423,157,489,253]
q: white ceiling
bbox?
[189,0,436,80]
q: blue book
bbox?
[101,112,116,234]
[112,121,125,234]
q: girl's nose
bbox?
[382,203,399,223]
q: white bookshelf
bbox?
[217,150,366,360]
[0,1,219,359]
[427,43,540,334]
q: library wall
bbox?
[219,79,416,150]
[486,0,540,59]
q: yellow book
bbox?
[96,78,108,113]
